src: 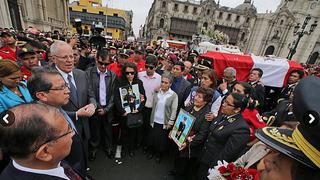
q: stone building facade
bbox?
[144,0,320,64]
[0,0,69,31]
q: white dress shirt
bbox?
[13,160,70,180]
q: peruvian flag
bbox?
[200,51,304,88]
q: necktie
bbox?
[99,72,107,106]
[67,74,78,105]
[61,162,82,180]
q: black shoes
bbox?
[147,152,153,159]
[104,148,114,159]
[89,151,96,161]
[128,151,135,157]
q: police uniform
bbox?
[248,81,265,112]
[198,113,250,179]
[256,76,320,172]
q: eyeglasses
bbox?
[32,124,74,153]
[223,100,235,107]
[145,65,155,70]
[97,60,110,66]
[125,71,135,75]
[49,83,69,91]
[55,55,74,60]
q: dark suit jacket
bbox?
[0,161,80,180]
[180,104,211,158]
[200,113,250,167]
[171,76,192,109]
[86,67,118,123]
[57,68,97,140]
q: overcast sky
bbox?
[102,0,282,36]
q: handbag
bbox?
[126,112,143,128]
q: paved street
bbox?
[89,148,176,180]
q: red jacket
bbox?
[108,62,122,77]
[0,46,17,61]
[242,108,266,141]
[21,66,32,81]
[128,57,146,72]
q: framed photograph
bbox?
[119,84,140,113]
[170,109,196,148]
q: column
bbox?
[0,0,13,28]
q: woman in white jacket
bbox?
[148,72,178,163]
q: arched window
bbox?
[307,52,319,64]
[159,18,164,28]
[203,22,208,30]
[265,45,275,56]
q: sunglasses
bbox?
[145,65,155,70]
[97,60,110,66]
[125,71,135,75]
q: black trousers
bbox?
[175,157,199,180]
[89,114,113,152]
[137,107,152,147]
[197,163,210,180]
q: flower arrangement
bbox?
[208,161,260,180]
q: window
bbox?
[207,9,210,15]
[203,22,208,30]
[174,4,178,11]
[240,32,245,41]
[218,12,223,19]
[162,1,166,8]
[227,14,232,21]
[235,15,240,22]
[184,5,188,13]
[280,19,284,25]
[69,7,72,11]
[114,13,118,17]
[159,18,164,28]
[99,11,103,15]
[82,9,87,13]
[193,7,197,14]
[246,17,250,23]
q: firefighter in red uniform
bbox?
[0,31,17,61]
[17,47,40,81]
[128,46,146,72]
[108,49,131,77]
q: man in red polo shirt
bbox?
[0,31,17,61]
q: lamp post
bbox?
[287,14,318,60]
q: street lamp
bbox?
[287,14,318,60]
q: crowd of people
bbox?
[0,27,319,180]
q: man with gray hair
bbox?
[50,40,97,169]
[218,67,238,96]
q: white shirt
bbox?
[56,66,77,89]
[154,89,174,124]
[12,160,70,180]
[211,96,222,117]
[138,71,161,108]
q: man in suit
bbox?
[86,49,117,160]
[171,61,192,110]
[175,117,187,140]
[248,68,265,112]
[278,69,304,102]
[0,103,82,180]
[27,68,89,178]
[50,40,96,168]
